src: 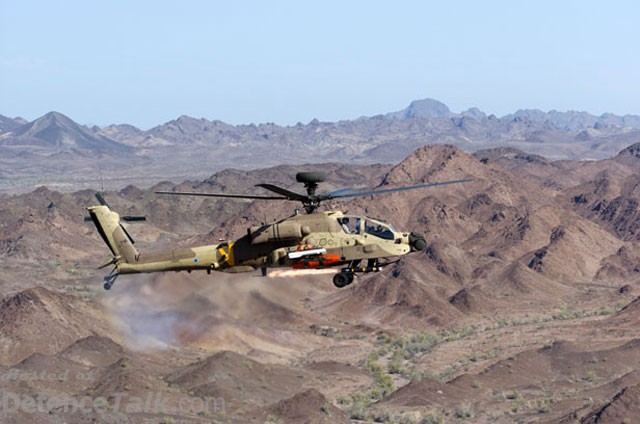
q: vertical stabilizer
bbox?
[87,205,139,263]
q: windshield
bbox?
[364,219,395,240]
[337,216,396,239]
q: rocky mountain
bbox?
[3,143,640,422]
[384,98,640,132]
[0,111,132,155]
[384,98,453,120]
[505,108,640,132]
[3,100,640,195]
[0,114,23,133]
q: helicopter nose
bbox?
[409,232,426,251]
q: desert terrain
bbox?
[3,143,640,423]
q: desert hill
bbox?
[0,287,116,365]
[252,388,351,424]
[375,339,640,421]
[578,383,640,424]
[3,143,640,422]
[167,350,308,414]
[59,335,125,367]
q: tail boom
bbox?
[88,204,236,275]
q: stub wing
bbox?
[286,246,342,269]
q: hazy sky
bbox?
[2,1,639,129]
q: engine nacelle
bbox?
[250,222,309,245]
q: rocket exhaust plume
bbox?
[267,269,338,278]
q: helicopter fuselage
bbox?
[87,170,469,290]
[115,211,420,273]
[89,205,425,290]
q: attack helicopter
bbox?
[87,172,470,290]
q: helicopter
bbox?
[87,172,471,290]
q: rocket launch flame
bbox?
[267,268,338,278]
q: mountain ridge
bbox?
[3,143,640,421]
[2,99,640,193]
[6,98,640,141]
[1,111,132,155]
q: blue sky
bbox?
[1,1,639,129]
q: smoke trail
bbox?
[100,276,184,351]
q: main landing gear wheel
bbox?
[333,272,354,288]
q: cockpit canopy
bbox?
[337,215,396,240]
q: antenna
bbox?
[98,166,105,197]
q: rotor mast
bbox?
[296,172,324,213]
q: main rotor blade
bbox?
[321,187,358,197]
[155,191,288,200]
[318,178,473,200]
[255,184,310,202]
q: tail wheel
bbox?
[333,272,352,288]
[103,270,118,291]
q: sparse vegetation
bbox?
[264,414,283,424]
[363,358,395,398]
[419,413,446,424]
[454,402,475,419]
[505,389,522,401]
[535,397,554,413]
[345,396,367,420]
[320,403,331,415]
[5,144,640,424]
[583,371,597,382]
